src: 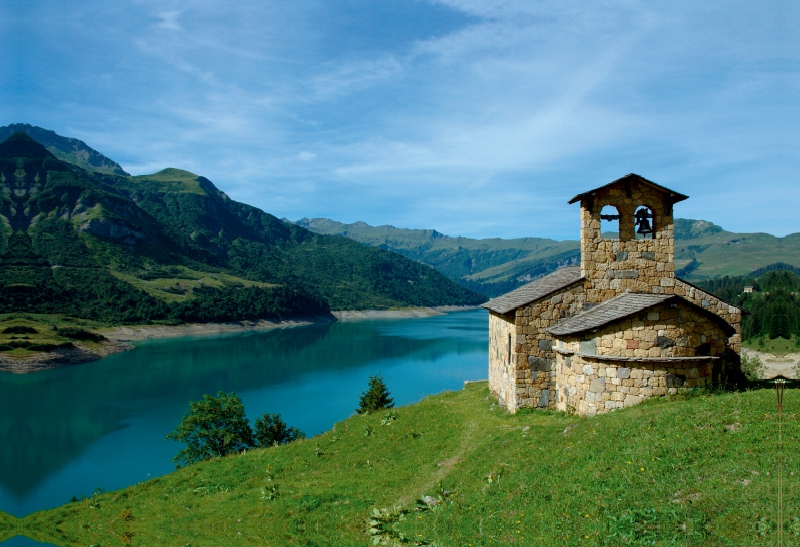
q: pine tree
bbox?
[356,374,394,414]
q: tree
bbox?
[254,413,305,447]
[356,374,394,414]
[166,391,255,468]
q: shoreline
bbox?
[104,305,479,342]
[1,306,481,373]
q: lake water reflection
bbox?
[0,309,488,520]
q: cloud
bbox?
[156,10,182,31]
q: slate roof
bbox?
[548,292,736,337]
[548,292,674,336]
[481,266,583,315]
[567,173,689,205]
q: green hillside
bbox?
[10,383,795,546]
[297,217,800,297]
[0,132,483,340]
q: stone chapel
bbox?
[482,174,744,416]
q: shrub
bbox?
[254,413,305,447]
[357,375,394,415]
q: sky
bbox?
[1,0,798,240]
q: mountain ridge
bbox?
[0,123,129,176]
[296,217,800,297]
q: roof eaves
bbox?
[548,292,737,337]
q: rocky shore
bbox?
[0,340,133,374]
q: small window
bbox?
[634,206,654,239]
[507,333,512,364]
[600,205,619,239]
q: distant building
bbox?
[744,286,754,293]
[482,174,743,416]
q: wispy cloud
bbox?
[3,0,798,239]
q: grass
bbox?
[0,314,108,355]
[111,266,278,303]
[6,384,798,546]
[133,168,208,195]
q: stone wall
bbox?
[552,301,732,415]
[554,353,712,416]
[579,182,675,303]
[488,311,517,410]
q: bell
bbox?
[635,215,653,235]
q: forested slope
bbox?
[0,132,483,329]
[695,266,800,341]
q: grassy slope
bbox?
[298,218,800,296]
[13,384,797,546]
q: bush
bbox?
[1,326,37,334]
[254,413,305,447]
[740,353,764,382]
[357,375,394,415]
[166,392,255,468]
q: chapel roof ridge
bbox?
[567,173,689,205]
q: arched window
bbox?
[634,206,654,240]
[600,205,619,239]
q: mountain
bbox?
[0,132,483,330]
[296,217,800,297]
[0,123,129,176]
[295,218,581,297]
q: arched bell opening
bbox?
[599,205,620,239]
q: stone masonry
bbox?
[552,300,732,415]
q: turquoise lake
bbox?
[0,309,488,534]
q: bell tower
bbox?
[568,174,688,303]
